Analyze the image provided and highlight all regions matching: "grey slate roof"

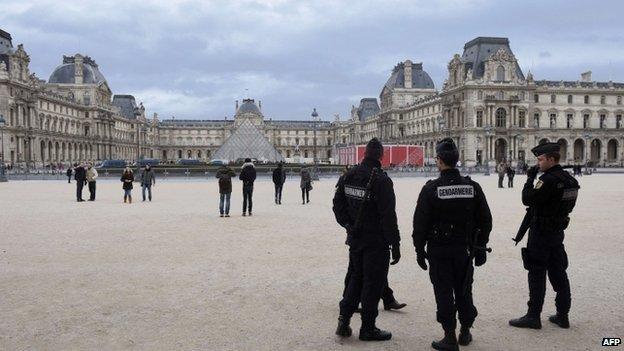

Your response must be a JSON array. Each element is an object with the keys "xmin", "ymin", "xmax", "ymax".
[
  {"xmin": 236, "ymin": 99, "xmax": 262, "ymax": 116},
  {"xmin": 0, "ymin": 29, "xmax": 12, "ymax": 55},
  {"xmin": 534, "ymin": 80, "xmax": 624, "ymax": 89},
  {"xmin": 385, "ymin": 62, "xmax": 435, "ymax": 90},
  {"xmin": 112, "ymin": 95, "xmax": 140, "ymax": 120},
  {"xmin": 159, "ymin": 119, "xmax": 233, "ymax": 127},
  {"xmin": 461, "ymin": 37, "xmax": 525, "ymax": 80},
  {"xmin": 356, "ymin": 98, "xmax": 380, "ymax": 122},
  {"xmin": 48, "ymin": 55, "xmax": 107, "ymax": 84}
]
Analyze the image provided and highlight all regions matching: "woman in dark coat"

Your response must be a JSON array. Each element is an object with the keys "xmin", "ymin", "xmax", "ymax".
[
  {"xmin": 121, "ymin": 167, "xmax": 134, "ymax": 203},
  {"xmin": 300, "ymin": 166, "xmax": 312, "ymax": 204}
]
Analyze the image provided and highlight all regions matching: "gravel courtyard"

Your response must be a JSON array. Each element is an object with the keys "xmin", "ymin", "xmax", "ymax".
[{"xmin": 1, "ymin": 174, "xmax": 623, "ymax": 350}]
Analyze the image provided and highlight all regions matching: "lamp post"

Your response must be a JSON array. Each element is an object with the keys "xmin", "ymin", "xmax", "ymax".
[
  {"xmin": 484, "ymin": 125, "xmax": 492, "ymax": 175},
  {"xmin": 311, "ymin": 108, "xmax": 319, "ymax": 180},
  {"xmin": 0, "ymin": 115, "xmax": 6, "ymax": 182}
]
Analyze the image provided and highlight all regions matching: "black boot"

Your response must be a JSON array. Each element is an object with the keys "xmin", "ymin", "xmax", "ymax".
[
  {"xmin": 432, "ymin": 330, "xmax": 459, "ymax": 351},
  {"xmin": 548, "ymin": 314, "xmax": 570, "ymax": 329},
  {"xmin": 509, "ymin": 314, "xmax": 542, "ymax": 329},
  {"xmin": 335, "ymin": 315, "xmax": 352, "ymax": 337},
  {"xmin": 383, "ymin": 300, "xmax": 407, "ymax": 311},
  {"xmin": 359, "ymin": 327, "xmax": 392, "ymax": 341},
  {"xmin": 458, "ymin": 325, "xmax": 472, "ymax": 346}
]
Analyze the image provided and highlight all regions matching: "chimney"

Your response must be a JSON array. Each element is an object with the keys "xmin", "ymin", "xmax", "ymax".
[
  {"xmin": 259, "ymin": 100, "xmax": 262, "ymax": 110},
  {"xmin": 404, "ymin": 60, "xmax": 413, "ymax": 88},
  {"xmin": 581, "ymin": 71, "xmax": 592, "ymax": 82},
  {"xmin": 74, "ymin": 54, "xmax": 83, "ymax": 84},
  {"xmin": 236, "ymin": 100, "xmax": 239, "ymax": 109}
]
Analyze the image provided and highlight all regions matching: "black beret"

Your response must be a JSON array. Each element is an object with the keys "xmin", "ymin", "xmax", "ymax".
[{"xmin": 531, "ymin": 142, "xmax": 559, "ymax": 157}]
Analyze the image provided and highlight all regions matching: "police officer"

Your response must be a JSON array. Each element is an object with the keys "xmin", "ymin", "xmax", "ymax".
[
  {"xmin": 509, "ymin": 142, "xmax": 580, "ymax": 330},
  {"xmin": 333, "ymin": 137, "xmax": 401, "ymax": 341},
  {"xmin": 413, "ymin": 138, "xmax": 492, "ymax": 350}
]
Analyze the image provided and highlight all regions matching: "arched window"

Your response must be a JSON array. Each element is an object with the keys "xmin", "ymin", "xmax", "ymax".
[
  {"xmin": 496, "ymin": 65, "xmax": 505, "ymax": 81},
  {"xmin": 568, "ymin": 95, "xmax": 573, "ymax": 104},
  {"xmin": 476, "ymin": 110, "xmax": 483, "ymax": 127},
  {"xmin": 518, "ymin": 110, "xmax": 526, "ymax": 128},
  {"xmin": 495, "ymin": 108, "xmax": 507, "ymax": 127}
]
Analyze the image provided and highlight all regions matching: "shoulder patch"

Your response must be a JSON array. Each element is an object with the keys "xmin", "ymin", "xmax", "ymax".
[
  {"xmin": 535, "ymin": 180, "xmax": 544, "ymax": 189},
  {"xmin": 437, "ymin": 185, "xmax": 474, "ymax": 199}
]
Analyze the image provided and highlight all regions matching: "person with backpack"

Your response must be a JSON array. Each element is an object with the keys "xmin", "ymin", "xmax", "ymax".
[{"xmin": 216, "ymin": 164, "xmax": 236, "ymax": 217}]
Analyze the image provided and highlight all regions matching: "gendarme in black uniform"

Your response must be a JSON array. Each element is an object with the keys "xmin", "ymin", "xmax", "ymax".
[
  {"xmin": 510, "ymin": 142, "xmax": 580, "ymax": 330},
  {"xmin": 413, "ymin": 138, "xmax": 492, "ymax": 350},
  {"xmin": 333, "ymin": 138, "xmax": 400, "ymax": 341}
]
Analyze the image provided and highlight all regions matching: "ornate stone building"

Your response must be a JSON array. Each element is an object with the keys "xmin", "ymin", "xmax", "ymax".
[{"xmin": 1, "ymin": 30, "xmax": 622, "ymax": 168}]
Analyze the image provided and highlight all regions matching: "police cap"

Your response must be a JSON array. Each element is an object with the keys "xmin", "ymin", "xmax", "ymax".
[{"xmin": 531, "ymin": 142, "xmax": 560, "ymax": 157}]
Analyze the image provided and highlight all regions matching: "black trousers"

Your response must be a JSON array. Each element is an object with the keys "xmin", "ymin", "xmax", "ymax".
[
  {"xmin": 242, "ymin": 186, "xmax": 253, "ymax": 213},
  {"xmin": 301, "ymin": 188, "xmax": 309, "ymax": 203},
  {"xmin": 523, "ymin": 239, "xmax": 571, "ymax": 317},
  {"xmin": 274, "ymin": 184, "xmax": 283, "ymax": 203},
  {"xmin": 428, "ymin": 248, "xmax": 478, "ymax": 332},
  {"xmin": 343, "ymin": 258, "xmax": 395, "ymax": 306},
  {"xmin": 508, "ymin": 176, "xmax": 514, "ymax": 188},
  {"xmin": 340, "ymin": 246, "xmax": 389, "ymax": 330},
  {"xmin": 76, "ymin": 181, "xmax": 84, "ymax": 200},
  {"xmin": 88, "ymin": 181, "xmax": 96, "ymax": 200},
  {"xmin": 67, "ymin": 176, "xmax": 71, "ymax": 183},
  {"xmin": 498, "ymin": 175, "xmax": 505, "ymax": 188}
]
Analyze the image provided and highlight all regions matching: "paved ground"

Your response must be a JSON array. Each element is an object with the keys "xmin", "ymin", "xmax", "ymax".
[{"xmin": 0, "ymin": 174, "xmax": 623, "ymax": 350}]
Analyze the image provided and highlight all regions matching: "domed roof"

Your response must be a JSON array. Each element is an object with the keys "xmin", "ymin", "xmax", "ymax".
[
  {"xmin": 236, "ymin": 99, "xmax": 262, "ymax": 116},
  {"xmin": 48, "ymin": 55, "xmax": 107, "ymax": 84},
  {"xmin": 385, "ymin": 62, "xmax": 434, "ymax": 90}
]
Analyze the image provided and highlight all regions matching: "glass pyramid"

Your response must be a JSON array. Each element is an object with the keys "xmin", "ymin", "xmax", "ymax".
[{"xmin": 212, "ymin": 118, "xmax": 285, "ymax": 163}]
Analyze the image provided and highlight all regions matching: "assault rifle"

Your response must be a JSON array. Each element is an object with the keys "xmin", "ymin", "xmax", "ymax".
[{"xmin": 462, "ymin": 228, "xmax": 492, "ymax": 296}]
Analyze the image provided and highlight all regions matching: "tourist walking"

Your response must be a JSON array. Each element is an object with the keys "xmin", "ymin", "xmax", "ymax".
[
  {"xmin": 66, "ymin": 166, "xmax": 73, "ymax": 183},
  {"xmin": 74, "ymin": 163, "xmax": 87, "ymax": 202},
  {"xmin": 121, "ymin": 167, "xmax": 134, "ymax": 203},
  {"xmin": 140, "ymin": 164, "xmax": 156, "ymax": 202},
  {"xmin": 86, "ymin": 163, "xmax": 98, "ymax": 201},
  {"xmin": 239, "ymin": 158, "xmax": 256, "ymax": 216},
  {"xmin": 216, "ymin": 164, "xmax": 236, "ymax": 217},
  {"xmin": 300, "ymin": 166, "xmax": 312, "ymax": 204},
  {"xmin": 272, "ymin": 162, "xmax": 286, "ymax": 204},
  {"xmin": 497, "ymin": 161, "xmax": 507, "ymax": 188},
  {"xmin": 507, "ymin": 164, "xmax": 515, "ymax": 188}
]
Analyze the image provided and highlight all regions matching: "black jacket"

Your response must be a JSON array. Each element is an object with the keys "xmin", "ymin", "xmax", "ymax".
[
  {"xmin": 74, "ymin": 166, "xmax": 86, "ymax": 181},
  {"xmin": 333, "ymin": 157, "xmax": 400, "ymax": 248},
  {"xmin": 522, "ymin": 164, "xmax": 579, "ymax": 243},
  {"xmin": 239, "ymin": 162, "xmax": 256, "ymax": 187},
  {"xmin": 121, "ymin": 172, "xmax": 134, "ymax": 190},
  {"xmin": 272, "ymin": 166, "xmax": 286, "ymax": 185},
  {"xmin": 216, "ymin": 166, "xmax": 236, "ymax": 194},
  {"xmin": 412, "ymin": 168, "xmax": 492, "ymax": 254}
]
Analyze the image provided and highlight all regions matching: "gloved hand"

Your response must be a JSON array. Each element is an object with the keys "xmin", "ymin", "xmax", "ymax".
[
  {"xmin": 390, "ymin": 244, "xmax": 401, "ymax": 265},
  {"xmin": 475, "ymin": 250, "xmax": 487, "ymax": 266},
  {"xmin": 527, "ymin": 165, "xmax": 539, "ymax": 180},
  {"xmin": 416, "ymin": 251, "xmax": 428, "ymax": 271}
]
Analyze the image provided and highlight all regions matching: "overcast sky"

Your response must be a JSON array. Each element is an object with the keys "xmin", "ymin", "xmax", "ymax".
[{"xmin": 2, "ymin": 0, "xmax": 623, "ymax": 121}]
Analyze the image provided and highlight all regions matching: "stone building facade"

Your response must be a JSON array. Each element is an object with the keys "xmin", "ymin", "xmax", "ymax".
[{"xmin": 1, "ymin": 30, "xmax": 622, "ymax": 168}]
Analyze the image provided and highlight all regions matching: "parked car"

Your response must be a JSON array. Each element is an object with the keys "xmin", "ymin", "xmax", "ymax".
[
  {"xmin": 95, "ymin": 159, "xmax": 127, "ymax": 168},
  {"xmin": 176, "ymin": 159, "xmax": 205, "ymax": 166},
  {"xmin": 209, "ymin": 159, "xmax": 226, "ymax": 166},
  {"xmin": 133, "ymin": 158, "xmax": 160, "ymax": 167}
]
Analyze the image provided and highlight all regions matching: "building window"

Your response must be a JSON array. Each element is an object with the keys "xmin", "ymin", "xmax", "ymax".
[
  {"xmin": 476, "ymin": 110, "xmax": 483, "ymax": 127},
  {"xmin": 498, "ymin": 91, "xmax": 504, "ymax": 100},
  {"xmin": 583, "ymin": 114, "xmax": 590, "ymax": 128},
  {"xmin": 534, "ymin": 94, "xmax": 539, "ymax": 103},
  {"xmin": 601, "ymin": 95, "xmax": 606, "ymax": 105},
  {"xmin": 600, "ymin": 114, "xmax": 606, "ymax": 128},
  {"xmin": 518, "ymin": 110, "xmax": 526, "ymax": 128},
  {"xmin": 618, "ymin": 96, "xmax": 622, "ymax": 105},
  {"xmin": 478, "ymin": 90, "xmax": 483, "ymax": 99},
  {"xmin": 617, "ymin": 115, "xmax": 622, "ymax": 129},
  {"xmin": 550, "ymin": 113, "xmax": 557, "ymax": 128},
  {"xmin": 567, "ymin": 114, "xmax": 573, "ymax": 129},
  {"xmin": 551, "ymin": 94, "xmax": 556, "ymax": 103},
  {"xmin": 495, "ymin": 108, "xmax": 506, "ymax": 127},
  {"xmin": 496, "ymin": 65, "xmax": 505, "ymax": 81},
  {"xmin": 584, "ymin": 95, "xmax": 589, "ymax": 104},
  {"xmin": 568, "ymin": 95, "xmax": 573, "ymax": 104},
  {"xmin": 534, "ymin": 113, "xmax": 540, "ymax": 128}
]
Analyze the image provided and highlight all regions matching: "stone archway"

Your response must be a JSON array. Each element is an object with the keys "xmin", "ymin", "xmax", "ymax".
[
  {"xmin": 607, "ymin": 139, "xmax": 618, "ymax": 161},
  {"xmin": 573, "ymin": 139, "xmax": 584, "ymax": 162},
  {"xmin": 495, "ymin": 138, "xmax": 507, "ymax": 162},
  {"xmin": 590, "ymin": 139, "xmax": 602, "ymax": 163}
]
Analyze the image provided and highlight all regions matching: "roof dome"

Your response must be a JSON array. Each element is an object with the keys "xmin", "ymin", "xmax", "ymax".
[
  {"xmin": 236, "ymin": 99, "xmax": 262, "ymax": 116},
  {"xmin": 385, "ymin": 62, "xmax": 435, "ymax": 90},
  {"xmin": 48, "ymin": 55, "xmax": 107, "ymax": 84}
]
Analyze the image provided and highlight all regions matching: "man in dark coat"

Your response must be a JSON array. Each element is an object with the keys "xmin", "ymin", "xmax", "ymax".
[
  {"xmin": 66, "ymin": 167, "xmax": 73, "ymax": 183},
  {"xmin": 74, "ymin": 163, "xmax": 87, "ymax": 202},
  {"xmin": 333, "ymin": 138, "xmax": 401, "ymax": 341},
  {"xmin": 239, "ymin": 158, "xmax": 256, "ymax": 216},
  {"xmin": 272, "ymin": 162, "xmax": 286, "ymax": 204},
  {"xmin": 509, "ymin": 142, "xmax": 580, "ymax": 330},
  {"xmin": 413, "ymin": 138, "xmax": 492, "ymax": 350},
  {"xmin": 507, "ymin": 165, "xmax": 516, "ymax": 188},
  {"xmin": 216, "ymin": 164, "xmax": 236, "ymax": 217}
]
